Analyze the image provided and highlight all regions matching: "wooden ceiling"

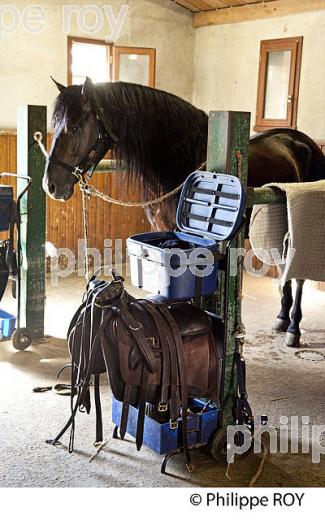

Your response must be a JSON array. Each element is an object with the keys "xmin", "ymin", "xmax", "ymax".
[
  {"xmin": 172, "ymin": 0, "xmax": 325, "ymax": 26},
  {"xmin": 174, "ymin": 0, "xmax": 276, "ymax": 13}
]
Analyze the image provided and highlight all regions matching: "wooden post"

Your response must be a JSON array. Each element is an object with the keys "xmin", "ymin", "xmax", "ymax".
[
  {"xmin": 17, "ymin": 105, "xmax": 46, "ymax": 339},
  {"xmin": 205, "ymin": 111, "xmax": 251, "ymax": 426}
]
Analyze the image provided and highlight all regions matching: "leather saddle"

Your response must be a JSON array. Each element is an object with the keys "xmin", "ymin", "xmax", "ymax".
[{"xmin": 52, "ymin": 273, "xmax": 224, "ymax": 468}]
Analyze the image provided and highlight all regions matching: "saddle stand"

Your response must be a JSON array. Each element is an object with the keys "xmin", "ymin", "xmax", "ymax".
[{"xmin": 49, "ymin": 171, "xmax": 258, "ymax": 474}]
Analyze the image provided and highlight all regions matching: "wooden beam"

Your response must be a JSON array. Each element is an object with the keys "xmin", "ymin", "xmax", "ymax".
[
  {"xmin": 184, "ymin": 0, "xmax": 216, "ymax": 10},
  {"xmin": 174, "ymin": 0, "xmax": 200, "ymax": 12},
  {"xmin": 206, "ymin": 0, "xmax": 246, "ymax": 7},
  {"xmin": 205, "ymin": 111, "xmax": 251, "ymax": 427},
  {"xmin": 194, "ymin": 0, "xmax": 325, "ymax": 26},
  {"xmin": 17, "ymin": 105, "xmax": 46, "ymax": 339}
]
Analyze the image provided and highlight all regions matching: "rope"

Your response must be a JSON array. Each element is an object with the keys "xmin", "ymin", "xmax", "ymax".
[
  {"xmin": 77, "ymin": 159, "xmax": 207, "ymax": 207},
  {"xmin": 81, "ymin": 188, "xmax": 90, "ymax": 280},
  {"xmin": 249, "ymin": 440, "xmax": 268, "ymax": 487},
  {"xmin": 85, "ymin": 181, "xmax": 184, "ymax": 207},
  {"xmin": 34, "ymin": 132, "xmax": 49, "ymax": 159},
  {"xmin": 89, "ymin": 437, "xmax": 110, "ymax": 462}
]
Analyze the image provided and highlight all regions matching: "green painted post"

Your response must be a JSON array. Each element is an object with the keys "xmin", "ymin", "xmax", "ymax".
[
  {"xmin": 17, "ymin": 105, "xmax": 46, "ymax": 339},
  {"xmin": 205, "ymin": 111, "xmax": 250, "ymax": 426}
]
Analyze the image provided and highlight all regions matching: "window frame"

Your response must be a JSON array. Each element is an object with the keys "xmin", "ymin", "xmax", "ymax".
[
  {"xmin": 67, "ymin": 38, "xmax": 156, "ymax": 89},
  {"xmin": 67, "ymin": 36, "xmax": 113, "ymax": 86},
  {"xmin": 113, "ymin": 46, "xmax": 156, "ymax": 87},
  {"xmin": 254, "ymin": 36, "xmax": 303, "ymax": 132}
]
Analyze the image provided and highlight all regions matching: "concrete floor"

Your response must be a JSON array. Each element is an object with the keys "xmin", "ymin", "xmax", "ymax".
[{"xmin": 1, "ymin": 272, "xmax": 325, "ymax": 487}]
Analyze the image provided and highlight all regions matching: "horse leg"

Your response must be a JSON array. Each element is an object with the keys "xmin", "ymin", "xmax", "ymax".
[
  {"xmin": 272, "ymin": 280, "xmax": 293, "ymax": 332},
  {"xmin": 285, "ymin": 279, "xmax": 305, "ymax": 348}
]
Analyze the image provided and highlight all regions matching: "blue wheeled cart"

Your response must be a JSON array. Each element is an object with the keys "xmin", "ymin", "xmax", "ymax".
[
  {"xmin": 112, "ymin": 171, "xmax": 256, "ymax": 473},
  {"xmin": 0, "ymin": 173, "xmax": 33, "ymax": 350}
]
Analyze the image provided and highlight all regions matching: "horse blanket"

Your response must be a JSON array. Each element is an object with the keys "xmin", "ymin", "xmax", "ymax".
[{"xmin": 249, "ymin": 180, "xmax": 325, "ymax": 285}]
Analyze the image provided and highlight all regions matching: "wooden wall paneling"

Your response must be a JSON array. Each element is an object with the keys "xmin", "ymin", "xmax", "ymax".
[
  {"xmin": 65, "ymin": 197, "xmax": 75, "ymax": 252},
  {"xmin": 0, "ymin": 134, "xmax": 7, "ymax": 173},
  {"xmin": 104, "ymin": 169, "xmax": 113, "ymax": 266}
]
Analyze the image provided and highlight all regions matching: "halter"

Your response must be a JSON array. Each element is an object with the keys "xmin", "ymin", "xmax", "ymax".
[{"xmin": 48, "ymin": 100, "xmax": 119, "ymax": 184}]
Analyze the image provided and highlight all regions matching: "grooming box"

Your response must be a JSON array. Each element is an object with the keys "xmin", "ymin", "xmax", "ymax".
[
  {"xmin": 112, "ymin": 397, "xmax": 220, "ymax": 455},
  {"xmin": 127, "ymin": 171, "xmax": 245, "ymax": 300},
  {"xmin": 0, "ymin": 309, "xmax": 16, "ymax": 340}
]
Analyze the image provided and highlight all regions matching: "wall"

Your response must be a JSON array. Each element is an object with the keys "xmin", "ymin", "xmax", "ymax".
[
  {"xmin": 193, "ymin": 10, "xmax": 325, "ymax": 139},
  {"xmin": 0, "ymin": 0, "xmax": 195, "ymax": 129}
]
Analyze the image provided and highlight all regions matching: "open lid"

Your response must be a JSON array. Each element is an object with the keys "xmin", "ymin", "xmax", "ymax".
[{"xmin": 176, "ymin": 171, "xmax": 246, "ymax": 241}]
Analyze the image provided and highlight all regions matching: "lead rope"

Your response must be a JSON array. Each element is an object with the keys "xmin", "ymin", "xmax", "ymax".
[
  {"xmin": 34, "ymin": 132, "xmax": 49, "ymax": 159},
  {"xmin": 81, "ymin": 187, "xmax": 90, "ymax": 280},
  {"xmin": 73, "ymin": 159, "xmax": 206, "ymax": 208}
]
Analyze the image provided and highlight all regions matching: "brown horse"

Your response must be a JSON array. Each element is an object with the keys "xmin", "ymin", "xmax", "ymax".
[{"xmin": 43, "ymin": 77, "xmax": 325, "ymax": 348}]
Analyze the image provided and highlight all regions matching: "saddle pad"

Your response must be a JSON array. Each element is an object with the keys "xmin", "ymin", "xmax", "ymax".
[
  {"xmin": 251, "ymin": 181, "xmax": 325, "ymax": 284},
  {"xmin": 249, "ymin": 202, "xmax": 288, "ymax": 267}
]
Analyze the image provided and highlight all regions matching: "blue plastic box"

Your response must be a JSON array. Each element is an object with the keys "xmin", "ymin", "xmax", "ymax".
[
  {"xmin": 112, "ymin": 397, "xmax": 220, "ymax": 455},
  {"xmin": 0, "ymin": 309, "xmax": 16, "ymax": 340},
  {"xmin": 0, "ymin": 186, "xmax": 14, "ymax": 232},
  {"xmin": 127, "ymin": 172, "xmax": 245, "ymax": 300}
]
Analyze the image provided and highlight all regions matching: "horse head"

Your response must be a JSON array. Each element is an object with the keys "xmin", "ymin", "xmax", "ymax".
[{"xmin": 43, "ymin": 76, "xmax": 113, "ymax": 201}]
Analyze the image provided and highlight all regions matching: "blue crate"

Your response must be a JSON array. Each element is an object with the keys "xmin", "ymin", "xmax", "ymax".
[
  {"xmin": 0, "ymin": 186, "xmax": 14, "ymax": 232},
  {"xmin": 0, "ymin": 309, "xmax": 16, "ymax": 340},
  {"xmin": 127, "ymin": 171, "xmax": 245, "ymax": 300},
  {"xmin": 112, "ymin": 397, "xmax": 220, "ymax": 455}
]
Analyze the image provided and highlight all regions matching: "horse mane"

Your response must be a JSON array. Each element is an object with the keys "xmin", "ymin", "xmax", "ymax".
[
  {"xmin": 52, "ymin": 85, "xmax": 83, "ymax": 133},
  {"xmin": 52, "ymin": 82, "xmax": 208, "ymax": 196}
]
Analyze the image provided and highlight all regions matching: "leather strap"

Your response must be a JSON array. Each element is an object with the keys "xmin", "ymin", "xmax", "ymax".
[
  {"xmin": 117, "ymin": 305, "xmax": 158, "ymax": 374},
  {"xmin": 234, "ymin": 352, "xmax": 253, "ymax": 428},
  {"xmin": 158, "ymin": 305, "xmax": 192, "ymax": 468},
  {"xmin": 94, "ymin": 374, "xmax": 103, "ymax": 444},
  {"xmin": 135, "ymin": 300, "xmax": 170, "ymax": 408},
  {"xmin": 120, "ymin": 385, "xmax": 132, "ymax": 440},
  {"xmin": 136, "ymin": 366, "xmax": 149, "ymax": 451}
]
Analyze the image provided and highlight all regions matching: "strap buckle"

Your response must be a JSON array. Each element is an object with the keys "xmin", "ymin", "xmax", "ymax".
[
  {"xmin": 72, "ymin": 166, "xmax": 84, "ymax": 178},
  {"xmin": 158, "ymin": 402, "xmax": 168, "ymax": 413},
  {"xmin": 186, "ymin": 463, "xmax": 195, "ymax": 473},
  {"xmin": 72, "ymin": 167, "xmax": 90, "ymax": 193},
  {"xmin": 129, "ymin": 322, "xmax": 142, "ymax": 331},
  {"xmin": 169, "ymin": 419, "xmax": 178, "ymax": 430},
  {"xmin": 147, "ymin": 336, "xmax": 157, "ymax": 347}
]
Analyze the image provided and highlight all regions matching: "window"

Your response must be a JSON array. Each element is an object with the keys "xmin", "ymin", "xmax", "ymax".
[
  {"xmin": 68, "ymin": 36, "xmax": 113, "ymax": 85},
  {"xmin": 254, "ymin": 37, "xmax": 303, "ymax": 132},
  {"xmin": 114, "ymin": 47, "xmax": 156, "ymax": 87},
  {"xmin": 68, "ymin": 38, "xmax": 156, "ymax": 88}
]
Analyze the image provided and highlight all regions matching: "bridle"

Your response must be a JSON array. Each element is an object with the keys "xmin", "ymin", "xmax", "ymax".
[{"xmin": 47, "ymin": 101, "xmax": 119, "ymax": 184}]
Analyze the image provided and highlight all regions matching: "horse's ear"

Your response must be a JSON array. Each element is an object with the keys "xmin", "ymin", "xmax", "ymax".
[
  {"xmin": 51, "ymin": 76, "xmax": 66, "ymax": 92},
  {"xmin": 81, "ymin": 76, "xmax": 94, "ymax": 99}
]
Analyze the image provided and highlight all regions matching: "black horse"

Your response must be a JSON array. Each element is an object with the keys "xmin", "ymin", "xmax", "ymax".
[{"xmin": 43, "ymin": 77, "xmax": 325, "ymax": 348}]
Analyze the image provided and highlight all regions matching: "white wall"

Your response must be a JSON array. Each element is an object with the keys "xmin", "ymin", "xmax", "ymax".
[
  {"xmin": 0, "ymin": 0, "xmax": 195, "ymax": 129},
  {"xmin": 193, "ymin": 10, "xmax": 325, "ymax": 140},
  {"xmin": 3, "ymin": 2, "xmax": 325, "ymax": 140}
]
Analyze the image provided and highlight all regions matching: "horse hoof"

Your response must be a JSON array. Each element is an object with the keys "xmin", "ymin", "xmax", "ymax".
[
  {"xmin": 272, "ymin": 318, "xmax": 290, "ymax": 333},
  {"xmin": 285, "ymin": 332, "xmax": 301, "ymax": 348}
]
